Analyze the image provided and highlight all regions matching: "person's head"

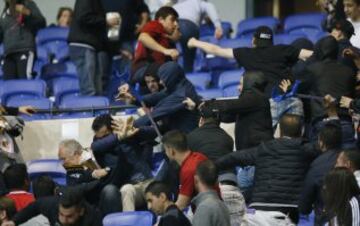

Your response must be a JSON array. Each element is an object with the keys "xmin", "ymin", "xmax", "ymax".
[
  {"xmin": 58, "ymin": 188, "xmax": 86, "ymax": 226},
  {"xmin": 58, "ymin": 139, "xmax": 83, "ymax": 167},
  {"xmin": 241, "ymin": 71, "xmax": 267, "ymax": 93},
  {"xmin": 323, "ymin": 167, "xmax": 360, "ymax": 225},
  {"xmin": 155, "ymin": 6, "xmax": 179, "ymax": 35},
  {"xmin": 344, "ymin": 0, "xmax": 360, "ymax": 21},
  {"xmin": 32, "ymin": 176, "xmax": 56, "ymax": 199},
  {"xmin": 162, "ymin": 130, "xmax": 189, "ymax": 163},
  {"xmin": 0, "ymin": 197, "xmax": 16, "ymax": 224},
  {"xmin": 4, "ymin": 163, "xmax": 29, "ymax": 191},
  {"xmin": 331, "ymin": 19, "xmax": 355, "ymax": 40},
  {"xmin": 194, "ymin": 160, "xmax": 218, "ymax": 192},
  {"xmin": 158, "ymin": 62, "xmax": 185, "ymax": 92},
  {"xmin": 279, "ymin": 114, "xmax": 303, "ymax": 138},
  {"xmin": 318, "ymin": 122, "xmax": 342, "ymax": 152},
  {"xmin": 145, "ymin": 181, "xmax": 172, "ymax": 215},
  {"xmin": 56, "ymin": 7, "xmax": 73, "ymax": 27},
  {"xmin": 92, "ymin": 114, "xmax": 113, "ymax": 139},
  {"xmin": 198, "ymin": 102, "xmax": 220, "ymax": 127},
  {"xmin": 291, "ymin": 38, "xmax": 314, "ymax": 51},
  {"xmin": 252, "ymin": 26, "xmax": 274, "ymax": 48},
  {"xmin": 313, "ymin": 36, "xmax": 339, "ymax": 60},
  {"xmin": 143, "ymin": 63, "xmax": 161, "ymax": 94},
  {"xmin": 336, "ymin": 150, "xmax": 360, "ymax": 172}
]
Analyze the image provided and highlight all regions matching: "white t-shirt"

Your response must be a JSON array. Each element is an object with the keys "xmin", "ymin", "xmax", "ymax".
[{"xmin": 349, "ymin": 19, "xmax": 360, "ymax": 48}]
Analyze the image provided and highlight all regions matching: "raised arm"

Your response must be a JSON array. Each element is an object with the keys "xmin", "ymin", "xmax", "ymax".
[
  {"xmin": 187, "ymin": 37, "xmax": 234, "ymax": 59},
  {"xmin": 138, "ymin": 32, "xmax": 179, "ymax": 60}
]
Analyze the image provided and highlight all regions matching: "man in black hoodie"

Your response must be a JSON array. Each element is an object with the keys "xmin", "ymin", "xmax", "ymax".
[{"xmin": 216, "ymin": 114, "xmax": 318, "ymax": 225}]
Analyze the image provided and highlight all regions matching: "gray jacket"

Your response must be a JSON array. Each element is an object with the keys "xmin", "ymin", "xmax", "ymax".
[
  {"xmin": 192, "ymin": 190, "xmax": 231, "ymax": 226},
  {"xmin": 0, "ymin": 1, "xmax": 46, "ymax": 56}
]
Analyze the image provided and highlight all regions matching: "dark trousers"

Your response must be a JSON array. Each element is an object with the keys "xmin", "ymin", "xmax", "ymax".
[
  {"xmin": 3, "ymin": 51, "xmax": 34, "ymax": 80},
  {"xmin": 179, "ymin": 19, "xmax": 199, "ymax": 73},
  {"xmin": 99, "ymin": 184, "xmax": 122, "ymax": 216}
]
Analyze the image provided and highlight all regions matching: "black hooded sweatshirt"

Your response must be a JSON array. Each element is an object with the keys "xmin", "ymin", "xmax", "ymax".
[{"xmin": 207, "ymin": 71, "xmax": 273, "ymax": 150}]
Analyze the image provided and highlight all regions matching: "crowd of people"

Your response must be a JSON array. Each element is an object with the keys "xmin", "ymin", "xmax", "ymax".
[{"xmin": 0, "ymin": 0, "xmax": 360, "ymax": 226}]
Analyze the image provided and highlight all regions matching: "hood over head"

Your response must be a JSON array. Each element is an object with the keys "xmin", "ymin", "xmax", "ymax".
[
  {"xmin": 157, "ymin": 62, "xmax": 186, "ymax": 91},
  {"xmin": 242, "ymin": 71, "xmax": 268, "ymax": 93},
  {"xmin": 313, "ymin": 36, "xmax": 339, "ymax": 61}
]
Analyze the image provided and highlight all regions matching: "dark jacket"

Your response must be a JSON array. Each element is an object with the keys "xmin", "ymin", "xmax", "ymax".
[
  {"xmin": 301, "ymin": 36, "xmax": 355, "ymax": 121},
  {"xmin": 216, "ymin": 138, "xmax": 318, "ymax": 208},
  {"xmin": 91, "ymin": 135, "xmax": 118, "ymax": 169},
  {"xmin": 12, "ymin": 196, "xmax": 102, "ymax": 226},
  {"xmin": 158, "ymin": 204, "xmax": 191, "ymax": 226},
  {"xmin": 187, "ymin": 121, "xmax": 234, "ymax": 161},
  {"xmin": 208, "ymin": 72, "xmax": 273, "ymax": 149},
  {"xmin": 134, "ymin": 62, "xmax": 201, "ymax": 133},
  {"xmin": 0, "ymin": 0, "xmax": 46, "ymax": 56},
  {"xmin": 68, "ymin": 0, "xmax": 107, "ymax": 50},
  {"xmin": 299, "ymin": 149, "xmax": 340, "ymax": 225}
]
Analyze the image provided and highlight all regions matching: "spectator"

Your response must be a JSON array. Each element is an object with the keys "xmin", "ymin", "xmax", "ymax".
[
  {"xmin": 336, "ymin": 150, "xmax": 360, "ymax": 187},
  {"xmin": 0, "ymin": 0, "xmax": 46, "ymax": 80},
  {"xmin": 192, "ymin": 160, "xmax": 231, "ymax": 226},
  {"xmin": 188, "ymin": 25, "xmax": 313, "ymax": 96},
  {"xmin": 323, "ymin": 167, "xmax": 360, "ymax": 226},
  {"xmin": 173, "ymin": 0, "xmax": 223, "ymax": 72},
  {"xmin": 216, "ymin": 114, "xmax": 318, "ymax": 225},
  {"xmin": 0, "ymin": 197, "xmax": 16, "ymax": 225},
  {"xmin": 205, "ymin": 71, "xmax": 273, "ymax": 150},
  {"xmin": 56, "ymin": 7, "xmax": 73, "ymax": 27},
  {"xmin": 131, "ymin": 6, "xmax": 179, "ymax": 84},
  {"xmin": 299, "ymin": 122, "xmax": 343, "ymax": 225},
  {"xmin": 4, "ymin": 164, "xmax": 34, "ymax": 212},
  {"xmin": 145, "ymin": 181, "xmax": 191, "ymax": 226},
  {"xmin": 32, "ymin": 176, "xmax": 56, "ymax": 199},
  {"xmin": 162, "ymin": 130, "xmax": 208, "ymax": 210},
  {"xmin": 344, "ymin": 0, "xmax": 360, "ymax": 48},
  {"xmin": 3, "ymin": 187, "xmax": 102, "ymax": 226},
  {"xmin": 317, "ymin": 0, "xmax": 346, "ymax": 31},
  {"xmin": 91, "ymin": 114, "xmax": 118, "ymax": 169},
  {"xmin": 68, "ymin": 0, "xmax": 117, "ymax": 96}
]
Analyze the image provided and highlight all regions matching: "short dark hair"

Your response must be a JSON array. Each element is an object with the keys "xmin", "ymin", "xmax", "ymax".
[
  {"xmin": 155, "ymin": 6, "xmax": 179, "ymax": 20},
  {"xmin": 4, "ymin": 164, "xmax": 28, "ymax": 190},
  {"xmin": 279, "ymin": 114, "xmax": 303, "ymax": 138},
  {"xmin": 145, "ymin": 181, "xmax": 172, "ymax": 200},
  {"xmin": 343, "ymin": 150, "xmax": 360, "ymax": 170},
  {"xmin": 92, "ymin": 114, "xmax": 113, "ymax": 132},
  {"xmin": 162, "ymin": 130, "xmax": 188, "ymax": 152},
  {"xmin": 196, "ymin": 160, "xmax": 218, "ymax": 187},
  {"xmin": 0, "ymin": 197, "xmax": 16, "ymax": 219},
  {"xmin": 318, "ymin": 122, "xmax": 342, "ymax": 150},
  {"xmin": 56, "ymin": 7, "xmax": 73, "ymax": 21},
  {"xmin": 59, "ymin": 188, "xmax": 85, "ymax": 209},
  {"xmin": 32, "ymin": 176, "xmax": 56, "ymax": 199}
]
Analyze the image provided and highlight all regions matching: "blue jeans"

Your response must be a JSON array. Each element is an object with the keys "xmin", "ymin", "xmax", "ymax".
[
  {"xmin": 99, "ymin": 184, "xmax": 122, "ymax": 215},
  {"xmin": 179, "ymin": 19, "xmax": 199, "ymax": 73},
  {"xmin": 69, "ymin": 46, "xmax": 104, "ymax": 95}
]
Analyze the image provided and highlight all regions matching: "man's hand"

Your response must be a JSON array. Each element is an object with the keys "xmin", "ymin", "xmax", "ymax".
[
  {"xmin": 92, "ymin": 169, "xmax": 108, "ymax": 179},
  {"xmin": 279, "ymin": 79, "xmax": 291, "ymax": 93},
  {"xmin": 343, "ymin": 48, "xmax": 360, "ymax": 69},
  {"xmin": 324, "ymin": 94, "xmax": 338, "ymax": 117},
  {"xmin": 340, "ymin": 96, "xmax": 353, "ymax": 109},
  {"xmin": 19, "ymin": 106, "xmax": 36, "ymax": 116},
  {"xmin": 107, "ymin": 17, "xmax": 120, "ymax": 27},
  {"xmin": 163, "ymin": 49, "xmax": 179, "ymax": 60},
  {"xmin": 1, "ymin": 221, "xmax": 15, "ymax": 226},
  {"xmin": 167, "ymin": 27, "xmax": 181, "ymax": 42},
  {"xmin": 187, "ymin": 37, "xmax": 198, "ymax": 48},
  {"xmin": 118, "ymin": 83, "xmax": 130, "ymax": 93},
  {"xmin": 112, "ymin": 117, "xmax": 139, "ymax": 140},
  {"xmin": 214, "ymin": 26, "xmax": 223, "ymax": 40},
  {"xmin": 15, "ymin": 4, "xmax": 30, "ymax": 16},
  {"xmin": 183, "ymin": 97, "xmax": 196, "ymax": 111}
]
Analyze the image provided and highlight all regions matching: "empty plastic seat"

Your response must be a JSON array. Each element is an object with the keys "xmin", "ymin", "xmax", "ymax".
[
  {"xmin": 218, "ymin": 69, "xmax": 244, "ymax": 89},
  {"xmin": 186, "ymin": 72, "xmax": 211, "ymax": 90},
  {"xmin": 198, "ymin": 88, "xmax": 223, "ymax": 100},
  {"xmin": 41, "ymin": 61, "xmax": 77, "ymax": 83},
  {"xmin": 103, "ymin": 211, "xmax": 153, "ymax": 226},
  {"xmin": 273, "ymin": 33, "xmax": 307, "ymax": 45},
  {"xmin": 58, "ymin": 96, "xmax": 109, "ymax": 118},
  {"xmin": 2, "ymin": 79, "xmax": 46, "ymax": 104},
  {"xmin": 53, "ymin": 78, "xmax": 80, "ymax": 105},
  {"xmin": 36, "ymin": 46, "xmax": 49, "ymax": 63},
  {"xmin": 236, "ymin": 17, "xmax": 280, "ymax": 38},
  {"xmin": 36, "ymin": 27, "xmax": 69, "ymax": 45},
  {"xmin": 223, "ymin": 84, "xmax": 240, "ymax": 97},
  {"xmin": 284, "ymin": 13, "xmax": 326, "ymax": 37},
  {"xmin": 6, "ymin": 97, "xmax": 52, "ymax": 120},
  {"xmin": 27, "ymin": 159, "xmax": 66, "ymax": 185},
  {"xmin": 41, "ymin": 41, "xmax": 69, "ymax": 63},
  {"xmin": 200, "ymin": 21, "xmax": 233, "ymax": 38}
]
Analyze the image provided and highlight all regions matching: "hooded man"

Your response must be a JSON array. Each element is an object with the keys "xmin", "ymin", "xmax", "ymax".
[{"xmin": 134, "ymin": 62, "xmax": 201, "ymax": 133}]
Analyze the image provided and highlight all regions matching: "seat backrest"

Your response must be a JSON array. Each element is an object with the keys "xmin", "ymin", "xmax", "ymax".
[
  {"xmin": 36, "ymin": 27, "xmax": 69, "ymax": 45},
  {"xmin": 200, "ymin": 21, "xmax": 233, "ymax": 38},
  {"xmin": 103, "ymin": 211, "xmax": 153, "ymax": 226},
  {"xmin": 42, "ymin": 61, "xmax": 77, "ymax": 81},
  {"xmin": 2, "ymin": 80, "xmax": 46, "ymax": 103},
  {"xmin": 273, "ymin": 33, "xmax": 307, "ymax": 45},
  {"xmin": 236, "ymin": 17, "xmax": 280, "ymax": 38},
  {"xmin": 218, "ymin": 69, "xmax": 244, "ymax": 89},
  {"xmin": 60, "ymin": 96, "xmax": 109, "ymax": 109},
  {"xmin": 27, "ymin": 159, "xmax": 66, "ymax": 179},
  {"xmin": 186, "ymin": 72, "xmax": 211, "ymax": 90},
  {"xmin": 284, "ymin": 13, "xmax": 326, "ymax": 34},
  {"xmin": 223, "ymin": 84, "xmax": 240, "ymax": 97},
  {"xmin": 198, "ymin": 89, "xmax": 223, "ymax": 100},
  {"xmin": 53, "ymin": 78, "xmax": 80, "ymax": 103},
  {"xmin": 219, "ymin": 37, "xmax": 252, "ymax": 48}
]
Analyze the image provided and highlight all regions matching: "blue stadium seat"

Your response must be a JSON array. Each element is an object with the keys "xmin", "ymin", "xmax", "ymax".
[
  {"xmin": 284, "ymin": 13, "xmax": 326, "ymax": 38},
  {"xmin": 218, "ymin": 69, "xmax": 245, "ymax": 89},
  {"xmin": 298, "ymin": 213, "xmax": 315, "ymax": 226},
  {"xmin": 0, "ymin": 44, "xmax": 3, "ymax": 57},
  {"xmin": 53, "ymin": 78, "xmax": 80, "ymax": 105},
  {"xmin": 198, "ymin": 88, "xmax": 223, "ymax": 100},
  {"xmin": 103, "ymin": 211, "xmax": 153, "ymax": 226},
  {"xmin": 27, "ymin": 159, "xmax": 67, "ymax": 186},
  {"xmin": 273, "ymin": 33, "xmax": 307, "ymax": 45},
  {"xmin": 236, "ymin": 17, "xmax": 280, "ymax": 38},
  {"xmin": 186, "ymin": 72, "xmax": 211, "ymax": 90},
  {"xmin": 36, "ymin": 27, "xmax": 69, "ymax": 45},
  {"xmin": 223, "ymin": 84, "xmax": 240, "ymax": 97},
  {"xmin": 2, "ymin": 79, "xmax": 46, "ymax": 104},
  {"xmin": 36, "ymin": 46, "xmax": 49, "ymax": 63},
  {"xmin": 199, "ymin": 21, "xmax": 233, "ymax": 38},
  {"xmin": 6, "ymin": 97, "xmax": 52, "ymax": 120},
  {"xmin": 41, "ymin": 41, "xmax": 69, "ymax": 63},
  {"xmin": 58, "ymin": 96, "xmax": 109, "ymax": 118},
  {"xmin": 41, "ymin": 61, "xmax": 78, "ymax": 88}
]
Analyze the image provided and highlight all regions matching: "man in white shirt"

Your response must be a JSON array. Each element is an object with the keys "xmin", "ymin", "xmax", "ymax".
[
  {"xmin": 335, "ymin": 150, "xmax": 360, "ymax": 187},
  {"xmin": 344, "ymin": 0, "xmax": 360, "ymax": 47}
]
